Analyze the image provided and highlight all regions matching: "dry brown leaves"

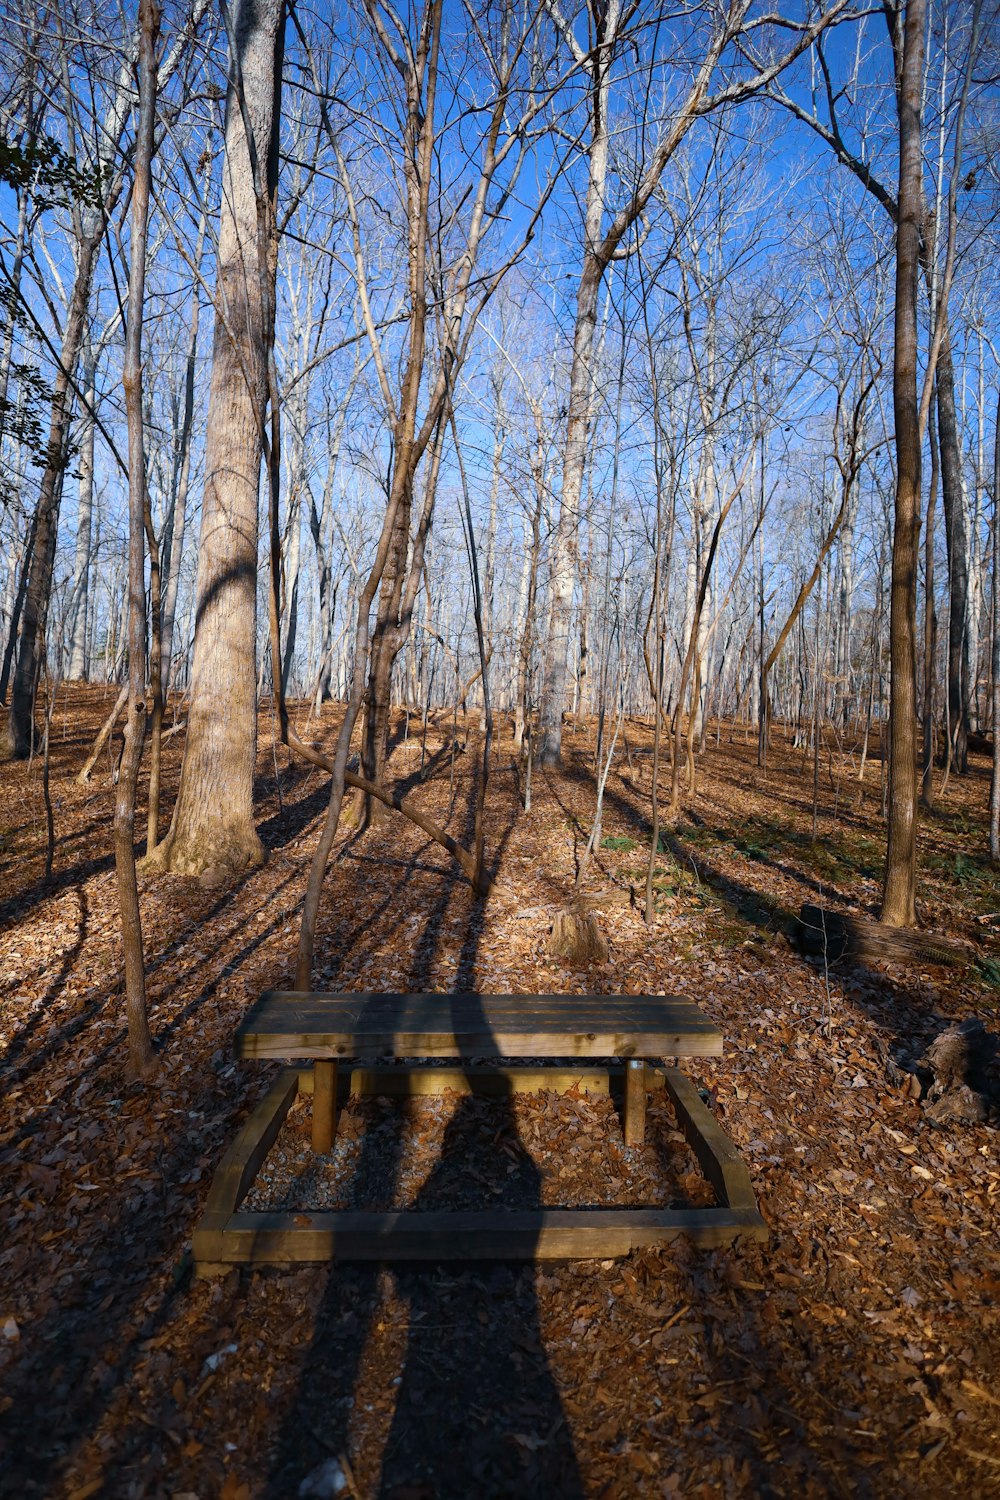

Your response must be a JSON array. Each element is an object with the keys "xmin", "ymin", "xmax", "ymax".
[{"xmin": 0, "ymin": 688, "xmax": 998, "ymax": 1498}]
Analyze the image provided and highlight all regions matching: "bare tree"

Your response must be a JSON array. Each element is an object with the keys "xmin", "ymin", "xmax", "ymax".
[
  {"xmin": 537, "ymin": 0, "xmax": 851, "ymax": 766},
  {"xmin": 116, "ymin": 0, "xmax": 159, "ymax": 1078},
  {"xmin": 145, "ymin": 0, "xmax": 285, "ymax": 879},
  {"xmin": 0, "ymin": 1, "xmax": 209, "ymax": 760},
  {"xmin": 881, "ymin": 0, "xmax": 925, "ymax": 927}
]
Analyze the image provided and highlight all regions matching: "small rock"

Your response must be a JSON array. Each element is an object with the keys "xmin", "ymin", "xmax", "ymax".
[
  {"xmin": 298, "ymin": 1458, "xmax": 348, "ymax": 1498},
  {"xmin": 3, "ymin": 1318, "xmax": 19, "ymax": 1341},
  {"xmin": 200, "ymin": 1341, "xmax": 238, "ymax": 1376}
]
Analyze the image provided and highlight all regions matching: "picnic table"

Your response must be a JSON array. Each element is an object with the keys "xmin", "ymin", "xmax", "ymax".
[{"xmin": 193, "ymin": 991, "xmax": 765, "ymax": 1271}]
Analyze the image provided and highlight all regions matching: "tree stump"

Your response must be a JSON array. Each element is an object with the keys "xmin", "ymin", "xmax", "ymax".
[
  {"xmin": 923, "ymin": 1017, "xmax": 997, "ymax": 1124},
  {"xmin": 548, "ymin": 906, "xmax": 609, "ymax": 966}
]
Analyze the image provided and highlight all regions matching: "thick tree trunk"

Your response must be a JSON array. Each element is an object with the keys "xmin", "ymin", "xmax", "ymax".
[
  {"xmin": 147, "ymin": 0, "xmax": 284, "ymax": 878},
  {"xmin": 159, "ymin": 188, "xmax": 208, "ymax": 698},
  {"xmin": 881, "ymin": 0, "xmax": 924, "ymax": 928}
]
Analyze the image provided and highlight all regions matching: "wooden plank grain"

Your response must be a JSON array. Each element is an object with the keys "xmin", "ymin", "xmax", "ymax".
[
  {"xmin": 295, "ymin": 1064, "xmax": 673, "ymax": 1099},
  {"xmin": 212, "ymin": 1205, "xmax": 768, "ymax": 1262},
  {"xmin": 662, "ymin": 1068, "xmax": 758, "ymax": 1210},
  {"xmin": 312, "ymin": 1059, "xmax": 337, "ymax": 1153},
  {"xmin": 241, "ymin": 992, "xmax": 714, "ymax": 1026},
  {"xmin": 201, "ymin": 1068, "xmax": 299, "ymax": 1218},
  {"xmin": 235, "ymin": 991, "xmax": 722, "ymax": 1062},
  {"xmin": 239, "ymin": 1028, "xmax": 723, "ymax": 1060},
  {"xmin": 623, "ymin": 1060, "xmax": 647, "ymax": 1146}
]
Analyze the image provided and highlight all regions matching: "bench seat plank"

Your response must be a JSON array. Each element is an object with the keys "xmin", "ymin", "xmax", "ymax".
[{"xmin": 235, "ymin": 991, "xmax": 723, "ymax": 1061}]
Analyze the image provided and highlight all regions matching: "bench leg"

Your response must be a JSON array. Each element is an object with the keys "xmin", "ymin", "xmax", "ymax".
[
  {"xmin": 623, "ymin": 1060, "xmax": 647, "ymax": 1147},
  {"xmin": 312, "ymin": 1060, "xmax": 338, "ymax": 1153}
]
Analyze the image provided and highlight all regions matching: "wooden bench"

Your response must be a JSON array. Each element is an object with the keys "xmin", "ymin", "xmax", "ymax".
[{"xmin": 193, "ymin": 991, "xmax": 765, "ymax": 1270}]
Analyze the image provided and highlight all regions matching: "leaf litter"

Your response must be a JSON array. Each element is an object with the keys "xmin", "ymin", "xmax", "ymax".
[{"xmin": 0, "ymin": 686, "xmax": 998, "ymax": 1497}]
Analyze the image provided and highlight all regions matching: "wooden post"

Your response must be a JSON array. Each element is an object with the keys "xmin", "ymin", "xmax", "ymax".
[
  {"xmin": 312, "ymin": 1060, "xmax": 337, "ymax": 1153},
  {"xmin": 623, "ymin": 1059, "xmax": 646, "ymax": 1147}
]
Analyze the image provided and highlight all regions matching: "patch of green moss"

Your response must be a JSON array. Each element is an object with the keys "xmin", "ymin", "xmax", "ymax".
[{"xmin": 601, "ymin": 834, "xmax": 637, "ymax": 853}]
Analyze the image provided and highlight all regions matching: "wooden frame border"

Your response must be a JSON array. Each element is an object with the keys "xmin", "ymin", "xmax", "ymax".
[{"xmin": 193, "ymin": 1064, "xmax": 765, "ymax": 1271}]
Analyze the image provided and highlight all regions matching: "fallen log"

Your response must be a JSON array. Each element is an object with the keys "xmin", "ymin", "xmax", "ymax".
[
  {"xmin": 77, "ymin": 684, "xmax": 128, "ymax": 783},
  {"xmin": 794, "ymin": 902, "xmax": 976, "ymax": 968}
]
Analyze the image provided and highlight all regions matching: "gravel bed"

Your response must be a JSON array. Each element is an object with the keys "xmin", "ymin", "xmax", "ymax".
[{"xmin": 242, "ymin": 1086, "xmax": 717, "ymax": 1213}]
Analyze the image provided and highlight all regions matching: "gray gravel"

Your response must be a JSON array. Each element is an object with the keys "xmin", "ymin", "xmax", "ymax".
[{"xmin": 242, "ymin": 1088, "xmax": 715, "ymax": 1213}]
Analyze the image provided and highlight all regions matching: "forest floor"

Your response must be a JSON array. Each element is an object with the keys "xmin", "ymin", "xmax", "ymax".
[{"xmin": 1, "ymin": 685, "xmax": 999, "ymax": 1500}]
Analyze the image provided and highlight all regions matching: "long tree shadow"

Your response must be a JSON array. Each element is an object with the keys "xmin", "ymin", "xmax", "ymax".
[
  {"xmin": 654, "ymin": 823, "xmax": 957, "ymax": 1078},
  {"xmin": 375, "ymin": 1045, "xmax": 582, "ymax": 1499},
  {"xmin": 0, "ymin": 762, "xmax": 492, "ymax": 1491},
  {"xmin": 539, "ymin": 751, "xmax": 958, "ymax": 1086},
  {"xmin": 0, "ymin": 884, "xmax": 91, "ymax": 1073},
  {"xmin": 0, "ymin": 846, "xmax": 115, "ymax": 931},
  {"xmin": 266, "ymin": 768, "xmax": 580, "ymax": 1497}
]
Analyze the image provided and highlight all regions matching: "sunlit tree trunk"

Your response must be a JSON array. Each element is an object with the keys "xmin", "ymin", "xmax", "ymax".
[
  {"xmin": 66, "ymin": 337, "xmax": 97, "ymax": 681},
  {"xmin": 147, "ymin": 0, "xmax": 284, "ymax": 878},
  {"xmin": 989, "ymin": 387, "xmax": 1000, "ymax": 861},
  {"xmin": 881, "ymin": 0, "xmax": 925, "ymax": 927},
  {"xmin": 116, "ymin": 0, "xmax": 158, "ymax": 1079}
]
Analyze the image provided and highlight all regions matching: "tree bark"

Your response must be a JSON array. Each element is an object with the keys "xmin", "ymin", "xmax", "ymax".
[
  {"xmin": 990, "ymin": 385, "xmax": 1000, "ymax": 861},
  {"xmin": 881, "ymin": 0, "xmax": 925, "ymax": 928},
  {"xmin": 66, "ymin": 337, "xmax": 98, "ymax": 681},
  {"xmin": 921, "ymin": 402, "xmax": 939, "ymax": 806},
  {"xmin": 146, "ymin": 0, "xmax": 284, "ymax": 878},
  {"xmin": 159, "ymin": 178, "xmax": 210, "ymax": 699},
  {"xmin": 116, "ymin": 0, "xmax": 159, "ymax": 1079},
  {"xmin": 936, "ymin": 325, "xmax": 970, "ymax": 772}
]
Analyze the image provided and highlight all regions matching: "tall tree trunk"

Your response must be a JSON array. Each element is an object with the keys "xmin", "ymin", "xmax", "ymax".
[
  {"xmin": 147, "ymin": 0, "xmax": 285, "ymax": 878},
  {"xmin": 989, "ymin": 386, "xmax": 1000, "ymax": 861},
  {"xmin": 116, "ymin": 0, "xmax": 159, "ymax": 1079},
  {"xmin": 66, "ymin": 337, "xmax": 98, "ymax": 680},
  {"xmin": 936, "ymin": 326, "xmax": 970, "ymax": 773},
  {"xmin": 160, "ymin": 183, "xmax": 209, "ymax": 698},
  {"xmin": 539, "ymin": 255, "xmax": 601, "ymax": 765},
  {"xmin": 881, "ymin": 0, "xmax": 925, "ymax": 928},
  {"xmin": 921, "ymin": 404, "xmax": 939, "ymax": 806}
]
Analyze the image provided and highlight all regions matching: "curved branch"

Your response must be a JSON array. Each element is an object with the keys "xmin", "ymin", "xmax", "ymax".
[{"xmin": 284, "ymin": 725, "xmax": 481, "ymax": 888}]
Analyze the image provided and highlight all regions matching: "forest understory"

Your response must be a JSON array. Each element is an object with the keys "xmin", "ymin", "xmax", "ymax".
[{"xmin": 1, "ymin": 685, "xmax": 999, "ymax": 1500}]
